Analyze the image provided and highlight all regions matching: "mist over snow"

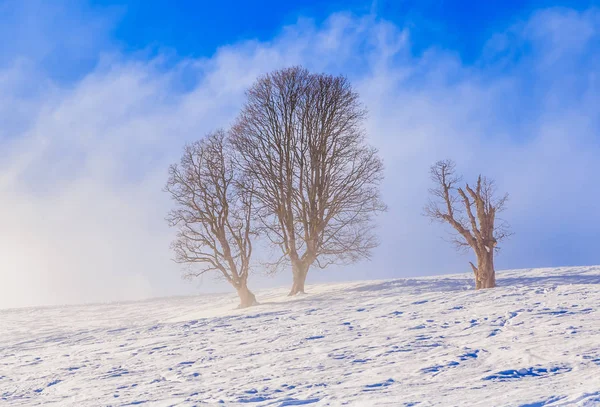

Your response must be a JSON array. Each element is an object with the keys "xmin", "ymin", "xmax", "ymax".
[{"xmin": 0, "ymin": 1, "xmax": 599, "ymax": 308}]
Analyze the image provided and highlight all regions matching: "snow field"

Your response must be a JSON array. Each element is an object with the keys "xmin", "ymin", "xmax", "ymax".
[{"xmin": 1, "ymin": 266, "xmax": 599, "ymax": 406}]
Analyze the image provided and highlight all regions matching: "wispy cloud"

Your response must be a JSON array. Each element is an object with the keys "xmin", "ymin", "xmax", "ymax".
[{"xmin": 0, "ymin": 3, "xmax": 598, "ymax": 308}]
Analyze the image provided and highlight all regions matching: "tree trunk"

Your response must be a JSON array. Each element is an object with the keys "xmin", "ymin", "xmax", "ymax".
[
  {"xmin": 470, "ymin": 250, "xmax": 496, "ymax": 290},
  {"xmin": 288, "ymin": 262, "xmax": 309, "ymax": 296},
  {"xmin": 236, "ymin": 281, "xmax": 257, "ymax": 308},
  {"xmin": 480, "ymin": 267, "xmax": 496, "ymax": 289}
]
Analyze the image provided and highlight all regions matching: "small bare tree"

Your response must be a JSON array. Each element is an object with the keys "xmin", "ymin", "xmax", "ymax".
[
  {"xmin": 165, "ymin": 130, "xmax": 258, "ymax": 308},
  {"xmin": 424, "ymin": 160, "xmax": 511, "ymax": 289},
  {"xmin": 231, "ymin": 66, "xmax": 386, "ymax": 296}
]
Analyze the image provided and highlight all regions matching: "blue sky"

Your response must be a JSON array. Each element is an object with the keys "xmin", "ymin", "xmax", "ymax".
[
  {"xmin": 6, "ymin": 0, "xmax": 598, "ymax": 81},
  {"xmin": 100, "ymin": 0, "xmax": 597, "ymax": 60},
  {"xmin": 0, "ymin": 0, "xmax": 599, "ymax": 308}
]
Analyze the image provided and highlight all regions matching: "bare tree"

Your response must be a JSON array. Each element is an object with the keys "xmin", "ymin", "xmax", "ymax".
[
  {"xmin": 165, "ymin": 130, "xmax": 258, "ymax": 308},
  {"xmin": 424, "ymin": 160, "xmax": 511, "ymax": 289},
  {"xmin": 231, "ymin": 66, "xmax": 386, "ymax": 296}
]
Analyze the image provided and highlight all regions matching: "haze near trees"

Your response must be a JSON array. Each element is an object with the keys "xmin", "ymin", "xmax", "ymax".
[
  {"xmin": 165, "ymin": 130, "xmax": 258, "ymax": 308},
  {"xmin": 424, "ymin": 160, "xmax": 511, "ymax": 289},
  {"xmin": 165, "ymin": 68, "xmax": 514, "ymax": 305},
  {"xmin": 231, "ymin": 67, "xmax": 386, "ymax": 295}
]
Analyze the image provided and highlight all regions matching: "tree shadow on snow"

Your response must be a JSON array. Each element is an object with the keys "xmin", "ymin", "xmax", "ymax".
[
  {"xmin": 348, "ymin": 272, "xmax": 600, "ymax": 295},
  {"xmin": 348, "ymin": 278, "xmax": 475, "ymax": 295},
  {"xmin": 499, "ymin": 274, "xmax": 600, "ymax": 287}
]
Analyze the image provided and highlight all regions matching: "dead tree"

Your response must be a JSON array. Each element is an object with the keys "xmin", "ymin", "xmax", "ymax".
[
  {"xmin": 231, "ymin": 66, "xmax": 386, "ymax": 296},
  {"xmin": 424, "ymin": 160, "xmax": 511, "ymax": 289},
  {"xmin": 165, "ymin": 130, "xmax": 258, "ymax": 308}
]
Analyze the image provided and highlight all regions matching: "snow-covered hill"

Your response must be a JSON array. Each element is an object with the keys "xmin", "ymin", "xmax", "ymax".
[{"xmin": 1, "ymin": 266, "xmax": 599, "ymax": 406}]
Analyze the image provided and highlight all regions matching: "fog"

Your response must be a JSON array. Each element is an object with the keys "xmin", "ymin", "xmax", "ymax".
[{"xmin": 0, "ymin": 2, "xmax": 599, "ymax": 308}]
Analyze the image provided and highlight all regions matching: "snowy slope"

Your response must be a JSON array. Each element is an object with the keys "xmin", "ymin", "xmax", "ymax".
[{"xmin": 1, "ymin": 266, "xmax": 599, "ymax": 406}]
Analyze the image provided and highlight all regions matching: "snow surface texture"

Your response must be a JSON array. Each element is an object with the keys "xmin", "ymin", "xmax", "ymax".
[{"xmin": 1, "ymin": 266, "xmax": 599, "ymax": 406}]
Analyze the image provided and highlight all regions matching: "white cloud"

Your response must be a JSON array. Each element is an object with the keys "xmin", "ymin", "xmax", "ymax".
[{"xmin": 0, "ymin": 5, "xmax": 599, "ymax": 308}]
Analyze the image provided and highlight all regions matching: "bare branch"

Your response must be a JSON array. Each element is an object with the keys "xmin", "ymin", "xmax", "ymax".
[
  {"xmin": 165, "ymin": 130, "xmax": 258, "ymax": 307},
  {"xmin": 230, "ymin": 66, "xmax": 386, "ymax": 294},
  {"xmin": 424, "ymin": 160, "xmax": 512, "ymax": 290}
]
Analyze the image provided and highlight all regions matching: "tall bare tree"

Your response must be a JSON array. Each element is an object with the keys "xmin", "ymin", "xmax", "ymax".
[
  {"xmin": 231, "ymin": 66, "xmax": 386, "ymax": 296},
  {"xmin": 165, "ymin": 130, "xmax": 258, "ymax": 308},
  {"xmin": 424, "ymin": 160, "xmax": 511, "ymax": 289}
]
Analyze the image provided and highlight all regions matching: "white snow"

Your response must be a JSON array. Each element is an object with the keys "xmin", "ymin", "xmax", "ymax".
[{"xmin": 1, "ymin": 266, "xmax": 599, "ymax": 406}]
